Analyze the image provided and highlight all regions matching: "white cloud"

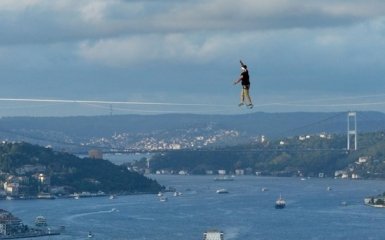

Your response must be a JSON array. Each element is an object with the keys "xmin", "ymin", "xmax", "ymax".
[
  {"xmin": 2, "ymin": 0, "xmax": 385, "ymax": 47},
  {"xmin": 77, "ymin": 33, "xmax": 246, "ymax": 66},
  {"xmin": 79, "ymin": 1, "xmax": 109, "ymax": 22}
]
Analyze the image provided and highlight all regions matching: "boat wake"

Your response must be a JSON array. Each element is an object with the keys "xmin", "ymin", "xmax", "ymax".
[
  {"xmin": 63, "ymin": 208, "xmax": 118, "ymax": 222},
  {"xmin": 223, "ymin": 227, "xmax": 240, "ymax": 239}
]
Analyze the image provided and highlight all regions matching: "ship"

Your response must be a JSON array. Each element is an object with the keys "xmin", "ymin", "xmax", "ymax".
[
  {"xmin": 35, "ymin": 216, "xmax": 47, "ymax": 227},
  {"xmin": 364, "ymin": 196, "xmax": 385, "ymax": 208},
  {"xmin": 214, "ymin": 176, "xmax": 234, "ymax": 181},
  {"xmin": 203, "ymin": 229, "xmax": 224, "ymax": 240},
  {"xmin": 216, "ymin": 189, "xmax": 229, "ymax": 194},
  {"xmin": 275, "ymin": 195, "xmax": 286, "ymax": 209}
]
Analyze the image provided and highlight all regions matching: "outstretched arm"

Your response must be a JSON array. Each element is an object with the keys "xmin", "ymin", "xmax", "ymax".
[
  {"xmin": 234, "ymin": 76, "xmax": 242, "ymax": 85},
  {"xmin": 240, "ymin": 60, "xmax": 246, "ymax": 67}
]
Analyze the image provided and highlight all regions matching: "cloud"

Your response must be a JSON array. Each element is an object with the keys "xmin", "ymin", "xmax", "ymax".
[
  {"xmin": 77, "ymin": 33, "xmax": 245, "ymax": 66},
  {"xmin": 1, "ymin": 0, "xmax": 385, "ymax": 107},
  {"xmin": 1, "ymin": 0, "xmax": 385, "ymax": 46}
]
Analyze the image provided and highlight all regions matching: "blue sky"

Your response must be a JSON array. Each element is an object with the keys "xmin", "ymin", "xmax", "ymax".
[{"xmin": 0, "ymin": 0, "xmax": 385, "ymax": 116}]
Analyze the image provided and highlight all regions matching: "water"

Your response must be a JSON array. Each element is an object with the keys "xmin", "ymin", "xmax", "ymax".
[{"xmin": 1, "ymin": 175, "xmax": 385, "ymax": 240}]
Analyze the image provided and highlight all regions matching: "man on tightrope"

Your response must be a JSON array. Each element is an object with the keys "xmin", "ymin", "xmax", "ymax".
[{"xmin": 234, "ymin": 60, "xmax": 253, "ymax": 109}]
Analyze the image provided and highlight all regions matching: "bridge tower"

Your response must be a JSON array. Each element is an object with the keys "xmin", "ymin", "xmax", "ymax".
[{"xmin": 347, "ymin": 112, "xmax": 357, "ymax": 151}]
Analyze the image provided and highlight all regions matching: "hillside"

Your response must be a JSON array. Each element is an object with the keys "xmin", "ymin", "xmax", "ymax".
[
  {"xmin": 0, "ymin": 111, "xmax": 385, "ymax": 153},
  {"xmin": 0, "ymin": 142, "xmax": 162, "ymax": 197},
  {"xmin": 143, "ymin": 131, "xmax": 385, "ymax": 179}
]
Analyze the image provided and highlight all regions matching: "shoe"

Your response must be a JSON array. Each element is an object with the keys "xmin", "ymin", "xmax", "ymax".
[
  {"xmin": 238, "ymin": 103, "xmax": 244, "ymax": 107},
  {"xmin": 247, "ymin": 104, "xmax": 253, "ymax": 109}
]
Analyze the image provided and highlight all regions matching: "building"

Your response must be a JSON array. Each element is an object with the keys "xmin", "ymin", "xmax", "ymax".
[
  {"xmin": 88, "ymin": 149, "xmax": 103, "ymax": 159},
  {"xmin": 0, "ymin": 209, "xmax": 24, "ymax": 236},
  {"xmin": 3, "ymin": 177, "xmax": 20, "ymax": 196}
]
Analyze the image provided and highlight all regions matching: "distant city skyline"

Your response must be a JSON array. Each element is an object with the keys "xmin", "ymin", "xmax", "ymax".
[{"xmin": 0, "ymin": 0, "xmax": 385, "ymax": 116}]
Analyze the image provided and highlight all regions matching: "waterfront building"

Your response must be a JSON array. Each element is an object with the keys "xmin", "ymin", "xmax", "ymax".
[
  {"xmin": 0, "ymin": 209, "xmax": 24, "ymax": 236},
  {"xmin": 0, "ymin": 209, "xmax": 62, "ymax": 238}
]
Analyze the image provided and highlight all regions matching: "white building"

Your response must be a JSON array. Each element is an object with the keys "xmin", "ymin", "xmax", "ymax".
[{"xmin": 351, "ymin": 173, "xmax": 361, "ymax": 179}]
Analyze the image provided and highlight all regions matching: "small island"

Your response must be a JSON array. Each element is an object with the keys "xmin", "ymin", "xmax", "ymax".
[{"xmin": 0, "ymin": 142, "xmax": 162, "ymax": 200}]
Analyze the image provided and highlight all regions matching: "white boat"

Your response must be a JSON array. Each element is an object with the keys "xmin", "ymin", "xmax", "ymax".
[
  {"xmin": 88, "ymin": 231, "xmax": 94, "ymax": 238},
  {"xmin": 35, "ymin": 216, "xmax": 48, "ymax": 227},
  {"xmin": 261, "ymin": 187, "xmax": 268, "ymax": 192},
  {"xmin": 275, "ymin": 195, "xmax": 286, "ymax": 209},
  {"xmin": 214, "ymin": 176, "xmax": 234, "ymax": 181},
  {"xmin": 173, "ymin": 191, "xmax": 182, "ymax": 197},
  {"xmin": 203, "ymin": 229, "xmax": 224, "ymax": 240},
  {"xmin": 364, "ymin": 197, "xmax": 385, "ymax": 208},
  {"xmin": 37, "ymin": 193, "xmax": 56, "ymax": 199},
  {"xmin": 159, "ymin": 196, "xmax": 168, "ymax": 202},
  {"xmin": 216, "ymin": 189, "xmax": 229, "ymax": 194}
]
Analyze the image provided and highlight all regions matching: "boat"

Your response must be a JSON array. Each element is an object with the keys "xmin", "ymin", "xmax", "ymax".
[
  {"xmin": 203, "ymin": 229, "xmax": 224, "ymax": 240},
  {"xmin": 216, "ymin": 189, "xmax": 229, "ymax": 194},
  {"xmin": 173, "ymin": 191, "xmax": 183, "ymax": 197},
  {"xmin": 275, "ymin": 195, "xmax": 286, "ymax": 209},
  {"xmin": 364, "ymin": 196, "xmax": 385, "ymax": 208},
  {"xmin": 214, "ymin": 176, "xmax": 234, "ymax": 181},
  {"xmin": 159, "ymin": 196, "xmax": 168, "ymax": 202},
  {"xmin": 5, "ymin": 196, "xmax": 14, "ymax": 200},
  {"xmin": 35, "ymin": 216, "xmax": 48, "ymax": 227},
  {"xmin": 37, "ymin": 193, "xmax": 56, "ymax": 199},
  {"xmin": 88, "ymin": 231, "xmax": 94, "ymax": 238},
  {"xmin": 109, "ymin": 195, "xmax": 117, "ymax": 200},
  {"xmin": 261, "ymin": 187, "xmax": 268, "ymax": 192}
]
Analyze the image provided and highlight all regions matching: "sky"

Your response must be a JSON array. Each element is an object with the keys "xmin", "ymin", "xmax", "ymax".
[{"xmin": 1, "ymin": 0, "xmax": 385, "ymax": 116}]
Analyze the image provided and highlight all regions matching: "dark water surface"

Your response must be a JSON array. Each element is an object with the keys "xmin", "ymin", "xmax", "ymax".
[{"xmin": 2, "ymin": 175, "xmax": 385, "ymax": 239}]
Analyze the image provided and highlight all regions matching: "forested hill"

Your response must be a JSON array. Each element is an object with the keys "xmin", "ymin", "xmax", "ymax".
[
  {"xmin": 146, "ymin": 131, "xmax": 385, "ymax": 179},
  {"xmin": 0, "ymin": 142, "xmax": 161, "ymax": 194}
]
